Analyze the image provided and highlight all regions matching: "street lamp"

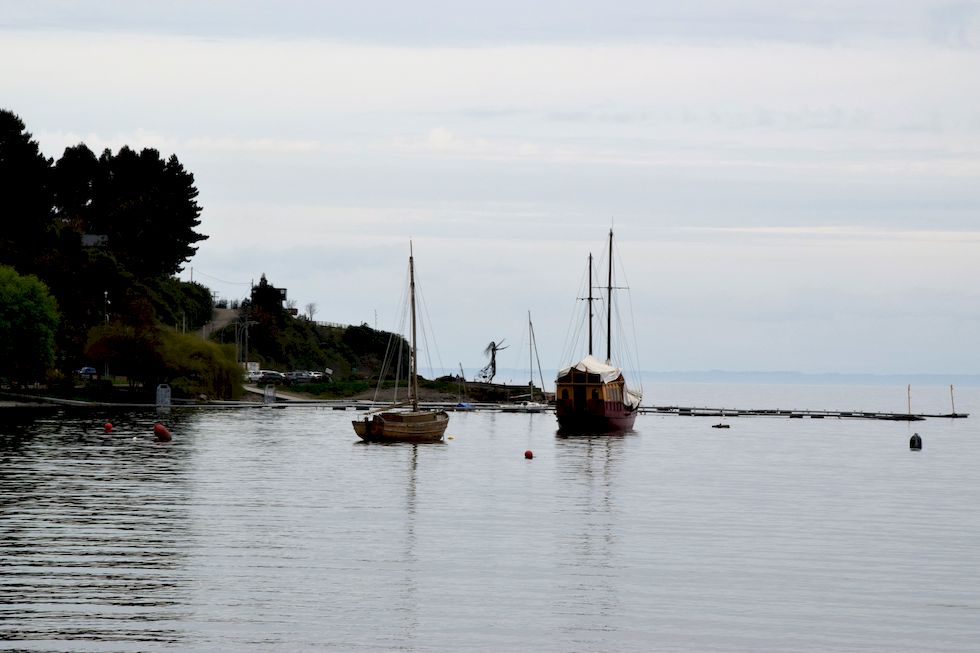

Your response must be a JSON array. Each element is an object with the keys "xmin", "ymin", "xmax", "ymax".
[
  {"xmin": 235, "ymin": 317, "xmax": 257, "ymax": 365},
  {"xmin": 103, "ymin": 290, "xmax": 110, "ymax": 379}
]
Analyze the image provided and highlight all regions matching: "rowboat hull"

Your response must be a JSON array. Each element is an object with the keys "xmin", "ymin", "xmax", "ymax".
[{"xmin": 353, "ymin": 410, "xmax": 449, "ymax": 443}]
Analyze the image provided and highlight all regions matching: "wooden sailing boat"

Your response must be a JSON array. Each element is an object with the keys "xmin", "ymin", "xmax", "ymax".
[
  {"xmin": 352, "ymin": 243, "xmax": 449, "ymax": 443},
  {"xmin": 555, "ymin": 229, "xmax": 642, "ymax": 433}
]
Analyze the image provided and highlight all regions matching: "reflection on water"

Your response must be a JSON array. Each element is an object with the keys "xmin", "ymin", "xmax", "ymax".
[
  {"xmin": 2, "ymin": 399, "xmax": 980, "ymax": 652},
  {"xmin": 1, "ymin": 410, "xmax": 191, "ymax": 648},
  {"xmin": 553, "ymin": 435, "xmax": 625, "ymax": 645}
]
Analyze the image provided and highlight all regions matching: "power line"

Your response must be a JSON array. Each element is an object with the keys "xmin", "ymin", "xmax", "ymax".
[{"xmin": 188, "ymin": 269, "xmax": 252, "ymax": 286}]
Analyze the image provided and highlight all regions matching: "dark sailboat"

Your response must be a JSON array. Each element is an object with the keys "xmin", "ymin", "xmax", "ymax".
[{"xmin": 555, "ymin": 229, "xmax": 642, "ymax": 434}]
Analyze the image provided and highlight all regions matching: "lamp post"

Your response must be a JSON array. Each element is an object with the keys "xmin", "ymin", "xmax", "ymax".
[
  {"xmin": 235, "ymin": 317, "xmax": 257, "ymax": 365},
  {"xmin": 103, "ymin": 291, "xmax": 109, "ymax": 379}
]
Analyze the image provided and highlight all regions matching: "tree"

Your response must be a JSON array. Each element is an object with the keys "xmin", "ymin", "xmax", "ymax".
[
  {"xmin": 0, "ymin": 109, "xmax": 55, "ymax": 276},
  {"xmin": 53, "ymin": 143, "xmax": 99, "ymax": 232},
  {"xmin": 145, "ymin": 276, "xmax": 214, "ymax": 330},
  {"xmin": 88, "ymin": 146, "xmax": 208, "ymax": 280},
  {"xmin": 0, "ymin": 266, "xmax": 60, "ymax": 384},
  {"xmin": 305, "ymin": 302, "xmax": 318, "ymax": 321}
]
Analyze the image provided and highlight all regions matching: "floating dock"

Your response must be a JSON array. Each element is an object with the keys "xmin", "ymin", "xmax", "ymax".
[{"xmin": 639, "ymin": 406, "xmax": 967, "ymax": 421}]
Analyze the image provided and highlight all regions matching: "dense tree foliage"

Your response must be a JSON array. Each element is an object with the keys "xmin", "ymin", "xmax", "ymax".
[
  {"xmin": 0, "ymin": 109, "xmax": 212, "ymax": 386},
  {"xmin": 0, "ymin": 266, "xmax": 60, "ymax": 385},
  {"xmin": 1, "ymin": 109, "xmax": 406, "ymax": 398},
  {"xmin": 84, "ymin": 324, "xmax": 240, "ymax": 400},
  {"xmin": 0, "ymin": 111, "xmax": 55, "ymax": 276},
  {"xmin": 157, "ymin": 331, "xmax": 242, "ymax": 400},
  {"xmin": 88, "ymin": 146, "xmax": 208, "ymax": 279}
]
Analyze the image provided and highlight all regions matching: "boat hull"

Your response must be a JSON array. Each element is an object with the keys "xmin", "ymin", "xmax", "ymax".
[
  {"xmin": 500, "ymin": 401, "xmax": 549, "ymax": 414},
  {"xmin": 555, "ymin": 408, "xmax": 637, "ymax": 434},
  {"xmin": 352, "ymin": 410, "xmax": 449, "ymax": 443}
]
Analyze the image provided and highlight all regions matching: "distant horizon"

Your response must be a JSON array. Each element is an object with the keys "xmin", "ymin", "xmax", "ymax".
[{"xmin": 466, "ymin": 366, "xmax": 980, "ymax": 388}]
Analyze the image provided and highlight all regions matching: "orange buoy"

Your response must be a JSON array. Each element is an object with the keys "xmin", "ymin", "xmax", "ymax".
[
  {"xmin": 153, "ymin": 423, "xmax": 172, "ymax": 442},
  {"xmin": 104, "ymin": 422, "xmax": 113, "ymax": 433},
  {"xmin": 524, "ymin": 450, "xmax": 534, "ymax": 459}
]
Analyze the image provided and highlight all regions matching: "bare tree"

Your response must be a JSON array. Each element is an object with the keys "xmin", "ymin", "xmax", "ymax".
[{"xmin": 305, "ymin": 302, "xmax": 318, "ymax": 321}]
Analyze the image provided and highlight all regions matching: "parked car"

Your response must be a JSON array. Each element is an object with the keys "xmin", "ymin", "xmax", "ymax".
[
  {"xmin": 257, "ymin": 370, "xmax": 287, "ymax": 384},
  {"xmin": 285, "ymin": 370, "xmax": 313, "ymax": 383},
  {"xmin": 245, "ymin": 370, "xmax": 263, "ymax": 382},
  {"xmin": 77, "ymin": 366, "xmax": 97, "ymax": 380}
]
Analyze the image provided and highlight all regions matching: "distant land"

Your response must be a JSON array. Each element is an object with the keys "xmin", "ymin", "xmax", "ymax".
[
  {"xmin": 485, "ymin": 368, "xmax": 980, "ymax": 388},
  {"xmin": 639, "ymin": 370, "xmax": 980, "ymax": 387}
]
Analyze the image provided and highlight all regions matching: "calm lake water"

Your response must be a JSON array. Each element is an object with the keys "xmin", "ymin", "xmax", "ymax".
[{"xmin": 2, "ymin": 382, "xmax": 979, "ymax": 652}]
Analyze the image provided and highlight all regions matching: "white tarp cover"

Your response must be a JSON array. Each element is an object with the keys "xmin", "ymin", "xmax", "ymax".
[
  {"xmin": 557, "ymin": 355, "xmax": 643, "ymax": 409},
  {"xmin": 624, "ymin": 388, "xmax": 643, "ymax": 410},
  {"xmin": 557, "ymin": 355, "xmax": 622, "ymax": 384}
]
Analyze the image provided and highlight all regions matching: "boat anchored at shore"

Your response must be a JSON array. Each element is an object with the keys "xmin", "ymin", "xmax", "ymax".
[
  {"xmin": 352, "ymin": 243, "xmax": 449, "ymax": 443},
  {"xmin": 555, "ymin": 228, "xmax": 642, "ymax": 434}
]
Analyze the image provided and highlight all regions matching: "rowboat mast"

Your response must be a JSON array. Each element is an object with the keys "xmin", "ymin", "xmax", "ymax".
[{"xmin": 409, "ymin": 242, "xmax": 418, "ymax": 412}]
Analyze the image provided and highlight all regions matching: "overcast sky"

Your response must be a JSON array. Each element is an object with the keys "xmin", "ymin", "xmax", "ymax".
[{"xmin": 3, "ymin": 1, "xmax": 980, "ymax": 379}]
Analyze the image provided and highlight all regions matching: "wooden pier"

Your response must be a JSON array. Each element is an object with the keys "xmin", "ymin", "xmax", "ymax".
[
  {"xmin": 638, "ymin": 406, "xmax": 968, "ymax": 421},
  {"xmin": 314, "ymin": 400, "xmax": 966, "ymax": 421}
]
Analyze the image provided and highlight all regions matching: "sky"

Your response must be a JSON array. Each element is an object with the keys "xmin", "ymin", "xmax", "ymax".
[{"xmin": 3, "ymin": 1, "xmax": 980, "ymax": 378}]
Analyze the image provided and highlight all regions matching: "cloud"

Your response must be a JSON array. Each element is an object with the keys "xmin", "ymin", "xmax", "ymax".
[
  {"xmin": 7, "ymin": 1, "xmax": 977, "ymax": 46},
  {"xmin": 4, "ymin": 14, "xmax": 979, "ymax": 374}
]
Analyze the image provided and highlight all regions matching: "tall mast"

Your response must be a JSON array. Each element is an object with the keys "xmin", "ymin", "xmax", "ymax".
[
  {"xmin": 530, "ymin": 313, "xmax": 546, "ymax": 401},
  {"xmin": 587, "ymin": 254, "xmax": 594, "ymax": 356},
  {"xmin": 606, "ymin": 228, "xmax": 613, "ymax": 363},
  {"xmin": 528, "ymin": 311, "xmax": 534, "ymax": 402},
  {"xmin": 409, "ymin": 242, "xmax": 418, "ymax": 411}
]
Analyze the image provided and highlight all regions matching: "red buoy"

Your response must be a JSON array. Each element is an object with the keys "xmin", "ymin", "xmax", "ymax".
[
  {"xmin": 153, "ymin": 423, "xmax": 172, "ymax": 442},
  {"xmin": 524, "ymin": 450, "xmax": 534, "ymax": 459},
  {"xmin": 104, "ymin": 422, "xmax": 113, "ymax": 433}
]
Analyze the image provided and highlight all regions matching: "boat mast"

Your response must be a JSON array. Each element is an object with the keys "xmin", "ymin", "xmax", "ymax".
[
  {"xmin": 529, "ymin": 312, "xmax": 546, "ymax": 401},
  {"xmin": 587, "ymin": 254, "xmax": 594, "ymax": 356},
  {"xmin": 528, "ymin": 311, "xmax": 534, "ymax": 402},
  {"xmin": 409, "ymin": 243, "xmax": 418, "ymax": 412},
  {"xmin": 606, "ymin": 228, "xmax": 613, "ymax": 363}
]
